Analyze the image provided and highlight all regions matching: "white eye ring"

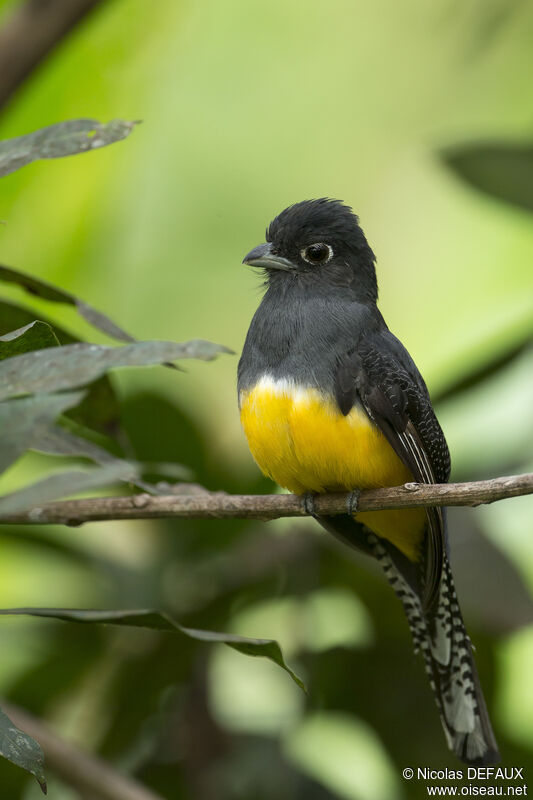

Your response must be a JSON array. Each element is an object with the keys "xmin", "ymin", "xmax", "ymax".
[{"xmin": 300, "ymin": 243, "xmax": 333, "ymax": 265}]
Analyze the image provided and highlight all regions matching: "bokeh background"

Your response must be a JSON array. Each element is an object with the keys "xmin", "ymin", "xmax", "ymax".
[{"xmin": 0, "ymin": 0, "xmax": 532, "ymax": 797}]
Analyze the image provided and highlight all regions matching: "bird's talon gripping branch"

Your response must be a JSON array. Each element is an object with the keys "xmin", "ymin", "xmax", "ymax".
[
  {"xmin": 301, "ymin": 492, "xmax": 318, "ymax": 517},
  {"xmin": 346, "ymin": 489, "xmax": 361, "ymax": 515}
]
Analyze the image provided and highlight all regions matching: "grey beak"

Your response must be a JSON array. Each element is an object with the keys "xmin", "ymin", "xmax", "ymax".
[{"xmin": 242, "ymin": 242, "xmax": 296, "ymax": 271}]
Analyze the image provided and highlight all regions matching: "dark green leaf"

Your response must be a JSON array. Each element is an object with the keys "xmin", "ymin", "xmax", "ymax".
[
  {"xmin": 443, "ymin": 142, "xmax": 533, "ymax": 212},
  {"xmin": 0, "ymin": 321, "xmax": 59, "ymax": 361},
  {"xmin": 0, "ymin": 608, "xmax": 306, "ymax": 692},
  {"xmin": 0, "ymin": 118, "xmax": 138, "ymax": 178},
  {"xmin": 0, "ymin": 706, "xmax": 46, "ymax": 793},
  {"xmin": 0, "ymin": 463, "xmax": 138, "ymax": 515},
  {"xmin": 0, "ymin": 265, "xmax": 134, "ymax": 343},
  {"xmin": 0, "ymin": 340, "xmax": 233, "ymax": 401},
  {"xmin": 0, "ymin": 392, "xmax": 85, "ymax": 475},
  {"xmin": 65, "ymin": 375, "xmax": 122, "ymax": 439}
]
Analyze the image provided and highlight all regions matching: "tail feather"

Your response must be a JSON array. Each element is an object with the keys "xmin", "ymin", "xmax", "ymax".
[{"xmin": 367, "ymin": 531, "xmax": 500, "ymax": 765}]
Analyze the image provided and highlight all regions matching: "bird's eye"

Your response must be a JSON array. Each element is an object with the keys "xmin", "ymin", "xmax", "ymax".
[{"xmin": 301, "ymin": 243, "xmax": 333, "ymax": 265}]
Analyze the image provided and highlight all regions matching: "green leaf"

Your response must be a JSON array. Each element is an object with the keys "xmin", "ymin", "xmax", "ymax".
[
  {"xmin": 0, "ymin": 380, "xmax": 188, "ymax": 499},
  {"xmin": 443, "ymin": 142, "xmax": 533, "ymax": 212},
  {"xmin": 0, "ymin": 118, "xmax": 139, "ymax": 178},
  {"xmin": 0, "ymin": 265, "xmax": 135, "ymax": 343},
  {"xmin": 0, "ymin": 300, "xmax": 54, "ymax": 338},
  {"xmin": 0, "ymin": 301, "xmax": 122, "ymax": 435},
  {"xmin": 32, "ymin": 425, "xmax": 129, "ymax": 466},
  {"xmin": 0, "ymin": 321, "xmax": 59, "ymax": 361},
  {"xmin": 0, "ymin": 706, "xmax": 46, "ymax": 794},
  {"xmin": 0, "ymin": 608, "xmax": 306, "ymax": 692},
  {"xmin": 0, "ymin": 339, "xmax": 233, "ymax": 401},
  {"xmin": 0, "ymin": 392, "xmax": 85, "ymax": 475},
  {"xmin": 30, "ymin": 425, "xmax": 191, "ymax": 493},
  {"xmin": 0, "ymin": 463, "xmax": 138, "ymax": 516}
]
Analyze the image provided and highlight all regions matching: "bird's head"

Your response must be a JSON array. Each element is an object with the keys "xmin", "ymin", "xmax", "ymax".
[{"xmin": 243, "ymin": 198, "xmax": 377, "ymax": 303}]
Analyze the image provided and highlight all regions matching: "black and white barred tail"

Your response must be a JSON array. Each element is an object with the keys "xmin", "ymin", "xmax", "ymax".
[{"xmin": 367, "ymin": 532, "xmax": 500, "ymax": 765}]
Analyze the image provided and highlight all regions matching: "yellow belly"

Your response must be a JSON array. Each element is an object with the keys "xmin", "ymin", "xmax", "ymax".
[{"xmin": 240, "ymin": 377, "xmax": 425, "ymax": 560}]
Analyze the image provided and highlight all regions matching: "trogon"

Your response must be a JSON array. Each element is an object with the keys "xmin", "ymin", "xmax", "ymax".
[{"xmin": 237, "ymin": 198, "xmax": 499, "ymax": 765}]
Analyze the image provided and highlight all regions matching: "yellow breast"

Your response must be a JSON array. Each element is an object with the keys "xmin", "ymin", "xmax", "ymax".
[{"xmin": 239, "ymin": 376, "xmax": 425, "ymax": 560}]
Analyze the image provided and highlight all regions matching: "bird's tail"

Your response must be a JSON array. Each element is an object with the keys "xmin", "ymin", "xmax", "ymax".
[{"xmin": 367, "ymin": 531, "xmax": 500, "ymax": 765}]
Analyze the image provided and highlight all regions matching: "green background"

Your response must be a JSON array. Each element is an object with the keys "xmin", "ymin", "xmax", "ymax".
[{"xmin": 0, "ymin": 0, "xmax": 532, "ymax": 797}]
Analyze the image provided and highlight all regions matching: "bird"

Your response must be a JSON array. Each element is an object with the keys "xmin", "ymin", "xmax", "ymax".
[{"xmin": 237, "ymin": 198, "xmax": 500, "ymax": 765}]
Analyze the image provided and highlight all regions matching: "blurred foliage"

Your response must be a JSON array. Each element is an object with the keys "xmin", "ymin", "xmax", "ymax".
[
  {"xmin": 0, "ymin": 126, "xmax": 294, "ymax": 790},
  {"xmin": 0, "ymin": 0, "xmax": 531, "ymax": 798},
  {"xmin": 443, "ymin": 142, "xmax": 533, "ymax": 213}
]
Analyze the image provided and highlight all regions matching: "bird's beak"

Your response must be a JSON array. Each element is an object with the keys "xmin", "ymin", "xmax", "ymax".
[{"xmin": 242, "ymin": 242, "xmax": 296, "ymax": 271}]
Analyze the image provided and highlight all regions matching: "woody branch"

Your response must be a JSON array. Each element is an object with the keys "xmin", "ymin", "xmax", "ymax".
[
  {"xmin": 1, "ymin": 473, "xmax": 531, "ymax": 527},
  {"xmin": 0, "ymin": 0, "xmax": 104, "ymax": 112}
]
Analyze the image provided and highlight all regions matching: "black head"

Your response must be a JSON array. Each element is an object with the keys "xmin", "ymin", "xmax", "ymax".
[{"xmin": 243, "ymin": 198, "xmax": 378, "ymax": 303}]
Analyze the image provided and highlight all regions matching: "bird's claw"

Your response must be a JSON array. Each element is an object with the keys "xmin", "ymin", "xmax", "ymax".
[
  {"xmin": 346, "ymin": 489, "xmax": 361, "ymax": 516},
  {"xmin": 301, "ymin": 491, "xmax": 318, "ymax": 517}
]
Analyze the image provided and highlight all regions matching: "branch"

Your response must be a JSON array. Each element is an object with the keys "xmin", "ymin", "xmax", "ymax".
[
  {"xmin": 0, "ymin": 0, "xmax": 104, "ymax": 112},
  {"xmin": 2, "ymin": 473, "xmax": 531, "ymax": 526},
  {"xmin": 2, "ymin": 702, "xmax": 164, "ymax": 800}
]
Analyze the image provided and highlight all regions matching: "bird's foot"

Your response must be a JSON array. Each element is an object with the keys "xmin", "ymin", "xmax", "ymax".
[
  {"xmin": 346, "ymin": 489, "xmax": 361, "ymax": 516},
  {"xmin": 301, "ymin": 491, "xmax": 318, "ymax": 518}
]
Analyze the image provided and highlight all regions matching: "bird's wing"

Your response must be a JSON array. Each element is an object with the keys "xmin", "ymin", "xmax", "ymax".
[
  {"xmin": 334, "ymin": 329, "xmax": 450, "ymax": 610},
  {"xmin": 332, "ymin": 331, "xmax": 498, "ymax": 764}
]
